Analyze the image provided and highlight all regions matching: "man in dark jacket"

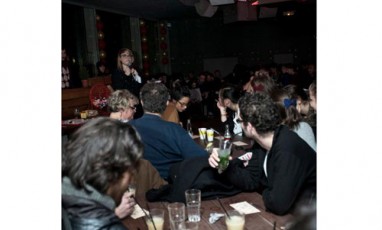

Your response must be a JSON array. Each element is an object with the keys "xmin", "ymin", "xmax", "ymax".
[{"xmin": 209, "ymin": 93, "xmax": 316, "ymax": 215}]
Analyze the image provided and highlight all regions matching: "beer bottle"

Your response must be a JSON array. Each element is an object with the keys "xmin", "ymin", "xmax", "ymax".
[{"xmin": 223, "ymin": 124, "xmax": 231, "ymax": 141}]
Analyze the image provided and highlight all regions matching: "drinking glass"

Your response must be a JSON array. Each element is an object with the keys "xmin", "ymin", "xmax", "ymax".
[
  {"xmin": 225, "ymin": 210, "xmax": 245, "ymax": 230},
  {"xmin": 185, "ymin": 189, "xmax": 201, "ymax": 222},
  {"xmin": 198, "ymin": 128, "xmax": 207, "ymax": 140},
  {"xmin": 206, "ymin": 129, "xmax": 214, "ymax": 142},
  {"xmin": 179, "ymin": 221, "xmax": 198, "ymax": 230},
  {"xmin": 146, "ymin": 208, "xmax": 164, "ymax": 230},
  {"xmin": 168, "ymin": 202, "xmax": 186, "ymax": 230},
  {"xmin": 217, "ymin": 139, "xmax": 232, "ymax": 174}
]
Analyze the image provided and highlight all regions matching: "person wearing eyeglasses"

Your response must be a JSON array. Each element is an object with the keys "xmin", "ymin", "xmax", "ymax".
[
  {"xmin": 111, "ymin": 48, "xmax": 144, "ymax": 118},
  {"xmin": 108, "ymin": 89, "xmax": 139, "ymax": 123},
  {"xmin": 162, "ymin": 83, "xmax": 191, "ymax": 126},
  {"xmin": 208, "ymin": 93, "xmax": 316, "ymax": 215},
  {"xmin": 107, "ymin": 89, "xmax": 168, "ymax": 219}
]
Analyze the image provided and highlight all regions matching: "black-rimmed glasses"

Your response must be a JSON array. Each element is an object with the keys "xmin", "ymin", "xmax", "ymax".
[
  {"xmin": 177, "ymin": 101, "xmax": 188, "ymax": 107},
  {"xmin": 129, "ymin": 105, "xmax": 137, "ymax": 111}
]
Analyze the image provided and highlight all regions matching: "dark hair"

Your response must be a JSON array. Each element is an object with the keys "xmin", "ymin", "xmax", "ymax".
[
  {"xmin": 238, "ymin": 93, "xmax": 281, "ymax": 135},
  {"xmin": 170, "ymin": 84, "xmax": 190, "ymax": 101},
  {"xmin": 139, "ymin": 82, "xmax": 170, "ymax": 113},
  {"xmin": 219, "ymin": 86, "xmax": 241, "ymax": 104},
  {"xmin": 270, "ymin": 88, "xmax": 302, "ymax": 130},
  {"xmin": 62, "ymin": 117, "xmax": 143, "ymax": 194}
]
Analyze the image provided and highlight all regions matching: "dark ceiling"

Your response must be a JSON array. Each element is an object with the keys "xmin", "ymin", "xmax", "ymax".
[{"xmin": 62, "ymin": 0, "xmax": 316, "ymax": 21}]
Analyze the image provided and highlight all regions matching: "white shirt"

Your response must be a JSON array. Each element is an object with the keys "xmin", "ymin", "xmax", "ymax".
[
  {"xmin": 263, "ymin": 151, "xmax": 270, "ymax": 178},
  {"xmin": 233, "ymin": 112, "xmax": 243, "ymax": 136}
]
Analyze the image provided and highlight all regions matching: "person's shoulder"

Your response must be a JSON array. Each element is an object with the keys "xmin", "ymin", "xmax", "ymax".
[{"xmin": 299, "ymin": 121, "xmax": 313, "ymax": 130}]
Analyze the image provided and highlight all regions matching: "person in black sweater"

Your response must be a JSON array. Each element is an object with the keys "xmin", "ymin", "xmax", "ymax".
[
  {"xmin": 111, "ymin": 48, "xmax": 143, "ymax": 118},
  {"xmin": 209, "ymin": 93, "xmax": 316, "ymax": 215}
]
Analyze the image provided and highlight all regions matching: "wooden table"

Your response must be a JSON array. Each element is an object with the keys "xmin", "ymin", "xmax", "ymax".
[
  {"xmin": 122, "ymin": 134, "xmax": 293, "ymax": 229},
  {"xmin": 122, "ymin": 192, "xmax": 293, "ymax": 230}
]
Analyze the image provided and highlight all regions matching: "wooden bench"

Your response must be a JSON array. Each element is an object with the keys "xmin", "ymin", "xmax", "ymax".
[{"xmin": 62, "ymin": 76, "xmax": 112, "ymax": 119}]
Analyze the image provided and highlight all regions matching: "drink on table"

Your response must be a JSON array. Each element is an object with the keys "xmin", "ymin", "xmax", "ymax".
[
  {"xmin": 225, "ymin": 210, "xmax": 245, "ymax": 230},
  {"xmin": 146, "ymin": 216, "xmax": 164, "ymax": 230},
  {"xmin": 223, "ymin": 124, "xmax": 231, "ymax": 141},
  {"xmin": 185, "ymin": 189, "xmax": 201, "ymax": 222},
  {"xmin": 186, "ymin": 202, "xmax": 200, "ymax": 222},
  {"xmin": 145, "ymin": 209, "xmax": 164, "ymax": 230},
  {"xmin": 168, "ymin": 202, "xmax": 186, "ymax": 230}
]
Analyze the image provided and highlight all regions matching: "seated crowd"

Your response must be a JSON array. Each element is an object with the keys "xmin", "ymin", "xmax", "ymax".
[{"xmin": 62, "ymin": 60, "xmax": 317, "ymax": 229}]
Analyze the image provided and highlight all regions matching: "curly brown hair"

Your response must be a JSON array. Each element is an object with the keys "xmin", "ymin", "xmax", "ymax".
[{"xmin": 238, "ymin": 93, "xmax": 281, "ymax": 135}]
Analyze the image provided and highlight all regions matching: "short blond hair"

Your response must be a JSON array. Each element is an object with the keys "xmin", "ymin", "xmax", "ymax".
[{"xmin": 108, "ymin": 89, "xmax": 138, "ymax": 112}]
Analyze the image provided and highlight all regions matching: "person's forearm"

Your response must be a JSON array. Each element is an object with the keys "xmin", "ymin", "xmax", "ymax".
[{"xmin": 220, "ymin": 109, "xmax": 227, "ymax": 122}]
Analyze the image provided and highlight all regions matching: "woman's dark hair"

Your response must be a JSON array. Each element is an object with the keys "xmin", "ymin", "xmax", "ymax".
[
  {"xmin": 139, "ymin": 82, "xmax": 170, "ymax": 114},
  {"xmin": 170, "ymin": 84, "xmax": 190, "ymax": 101},
  {"xmin": 62, "ymin": 117, "xmax": 143, "ymax": 194},
  {"xmin": 270, "ymin": 88, "xmax": 302, "ymax": 130},
  {"xmin": 238, "ymin": 93, "xmax": 281, "ymax": 135},
  {"xmin": 219, "ymin": 86, "xmax": 241, "ymax": 104}
]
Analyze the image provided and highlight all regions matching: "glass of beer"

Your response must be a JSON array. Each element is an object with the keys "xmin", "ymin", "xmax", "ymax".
[
  {"xmin": 146, "ymin": 208, "xmax": 165, "ymax": 230},
  {"xmin": 225, "ymin": 210, "xmax": 245, "ymax": 230}
]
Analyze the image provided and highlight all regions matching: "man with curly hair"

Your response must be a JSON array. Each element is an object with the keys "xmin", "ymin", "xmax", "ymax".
[{"xmin": 209, "ymin": 93, "xmax": 316, "ymax": 215}]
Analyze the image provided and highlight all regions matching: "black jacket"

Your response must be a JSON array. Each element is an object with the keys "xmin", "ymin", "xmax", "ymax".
[
  {"xmin": 262, "ymin": 125, "xmax": 316, "ymax": 215},
  {"xmin": 62, "ymin": 177, "xmax": 127, "ymax": 230},
  {"xmin": 146, "ymin": 156, "xmax": 242, "ymax": 203}
]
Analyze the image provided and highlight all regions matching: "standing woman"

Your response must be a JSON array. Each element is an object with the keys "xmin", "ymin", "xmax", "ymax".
[{"xmin": 111, "ymin": 48, "xmax": 143, "ymax": 118}]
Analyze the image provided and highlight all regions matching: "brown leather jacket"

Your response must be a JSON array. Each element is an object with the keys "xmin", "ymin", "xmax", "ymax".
[{"xmin": 132, "ymin": 159, "xmax": 168, "ymax": 196}]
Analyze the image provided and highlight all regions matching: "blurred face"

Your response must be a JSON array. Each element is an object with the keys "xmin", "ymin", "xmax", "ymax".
[
  {"xmin": 309, "ymin": 89, "xmax": 316, "ymax": 111},
  {"xmin": 121, "ymin": 100, "xmax": 137, "ymax": 120},
  {"xmin": 119, "ymin": 51, "xmax": 134, "ymax": 67},
  {"xmin": 62, "ymin": 49, "xmax": 67, "ymax": 61},
  {"xmin": 99, "ymin": 65, "xmax": 106, "ymax": 73},
  {"xmin": 175, "ymin": 96, "xmax": 190, "ymax": 112},
  {"xmin": 107, "ymin": 171, "xmax": 132, "ymax": 203},
  {"xmin": 237, "ymin": 109, "xmax": 251, "ymax": 138}
]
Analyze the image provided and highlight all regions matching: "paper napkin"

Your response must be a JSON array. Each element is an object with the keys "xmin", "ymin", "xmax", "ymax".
[
  {"xmin": 130, "ymin": 204, "xmax": 149, "ymax": 219},
  {"xmin": 230, "ymin": 201, "xmax": 260, "ymax": 214},
  {"xmin": 232, "ymin": 141, "xmax": 248, "ymax": 146}
]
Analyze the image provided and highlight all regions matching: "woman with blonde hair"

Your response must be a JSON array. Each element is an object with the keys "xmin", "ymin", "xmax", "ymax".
[
  {"xmin": 111, "ymin": 48, "xmax": 142, "ymax": 97},
  {"xmin": 108, "ymin": 89, "xmax": 167, "ymax": 219},
  {"xmin": 108, "ymin": 89, "xmax": 139, "ymax": 122}
]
